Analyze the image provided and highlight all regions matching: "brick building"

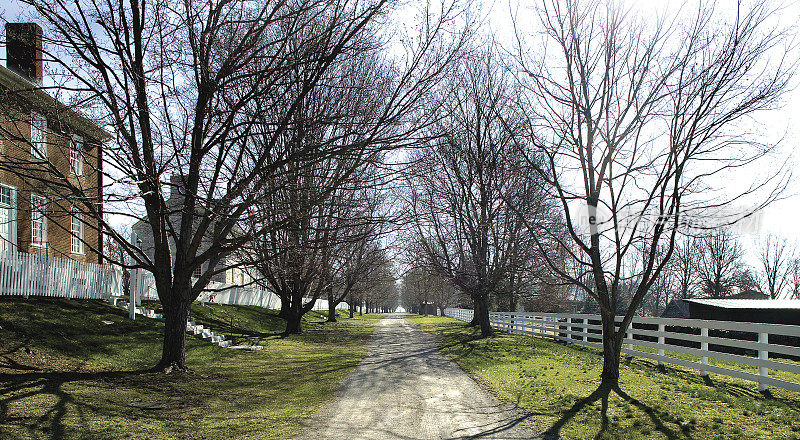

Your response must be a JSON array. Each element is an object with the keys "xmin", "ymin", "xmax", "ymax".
[{"xmin": 0, "ymin": 23, "xmax": 108, "ymax": 263}]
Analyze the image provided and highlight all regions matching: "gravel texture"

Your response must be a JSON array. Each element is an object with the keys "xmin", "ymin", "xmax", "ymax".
[{"xmin": 296, "ymin": 315, "xmax": 539, "ymax": 439}]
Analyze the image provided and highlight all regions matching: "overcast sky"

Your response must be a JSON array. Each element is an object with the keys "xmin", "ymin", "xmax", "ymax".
[{"xmin": 2, "ymin": 0, "xmax": 799, "ymax": 266}]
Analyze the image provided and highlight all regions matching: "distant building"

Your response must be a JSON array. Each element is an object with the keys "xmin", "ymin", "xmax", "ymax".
[
  {"xmin": 130, "ymin": 174, "xmax": 253, "ymax": 285},
  {"xmin": 0, "ymin": 23, "xmax": 109, "ymax": 263},
  {"xmin": 662, "ymin": 297, "xmax": 800, "ymax": 325}
]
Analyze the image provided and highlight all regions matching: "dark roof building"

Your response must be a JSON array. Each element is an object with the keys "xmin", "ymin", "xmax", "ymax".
[{"xmin": 661, "ymin": 298, "xmax": 800, "ymax": 325}]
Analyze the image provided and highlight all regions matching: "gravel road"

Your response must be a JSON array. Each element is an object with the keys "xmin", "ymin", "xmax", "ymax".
[{"xmin": 295, "ymin": 315, "xmax": 539, "ymax": 440}]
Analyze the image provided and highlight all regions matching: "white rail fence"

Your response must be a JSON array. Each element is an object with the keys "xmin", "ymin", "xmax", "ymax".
[
  {"xmin": 129, "ymin": 268, "xmax": 348, "ymax": 312},
  {"xmin": 0, "ymin": 251, "xmax": 122, "ymax": 299},
  {"xmin": 444, "ymin": 308, "xmax": 800, "ymax": 393}
]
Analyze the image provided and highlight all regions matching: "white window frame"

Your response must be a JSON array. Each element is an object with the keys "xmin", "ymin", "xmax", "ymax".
[
  {"xmin": 0, "ymin": 184, "xmax": 17, "ymax": 254},
  {"xmin": 193, "ymin": 264, "xmax": 202, "ymax": 278},
  {"xmin": 31, "ymin": 112, "xmax": 47, "ymax": 160},
  {"xmin": 0, "ymin": 185, "xmax": 14, "ymax": 207},
  {"xmin": 31, "ymin": 194, "xmax": 47, "ymax": 248},
  {"xmin": 70, "ymin": 135, "xmax": 84, "ymax": 176},
  {"xmin": 70, "ymin": 207, "xmax": 84, "ymax": 254}
]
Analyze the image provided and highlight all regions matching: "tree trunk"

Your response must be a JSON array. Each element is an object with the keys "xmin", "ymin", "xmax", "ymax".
[
  {"xmin": 349, "ymin": 300, "xmax": 354, "ymax": 318},
  {"xmin": 469, "ymin": 297, "xmax": 480, "ymax": 326},
  {"xmin": 155, "ymin": 294, "xmax": 190, "ymax": 373},
  {"xmin": 327, "ymin": 299, "xmax": 337, "ymax": 322},
  {"xmin": 278, "ymin": 298, "xmax": 291, "ymax": 319},
  {"xmin": 285, "ymin": 295, "xmax": 303, "ymax": 334},
  {"xmin": 600, "ymin": 311, "xmax": 622, "ymax": 386},
  {"xmin": 285, "ymin": 310, "xmax": 303, "ymax": 334},
  {"xmin": 475, "ymin": 294, "xmax": 493, "ymax": 337}
]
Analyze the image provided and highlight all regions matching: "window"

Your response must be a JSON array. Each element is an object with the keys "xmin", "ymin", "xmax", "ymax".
[
  {"xmin": 70, "ymin": 208, "xmax": 84, "ymax": 254},
  {"xmin": 0, "ymin": 185, "xmax": 16, "ymax": 254},
  {"xmin": 70, "ymin": 135, "xmax": 84, "ymax": 176},
  {"xmin": 31, "ymin": 112, "xmax": 47, "ymax": 160},
  {"xmin": 31, "ymin": 194, "xmax": 47, "ymax": 247},
  {"xmin": 0, "ymin": 186, "xmax": 13, "ymax": 206},
  {"xmin": 193, "ymin": 265, "xmax": 202, "ymax": 278}
]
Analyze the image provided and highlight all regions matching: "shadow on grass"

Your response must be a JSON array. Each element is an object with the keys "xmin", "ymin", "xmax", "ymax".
[
  {"xmin": 0, "ymin": 368, "xmax": 152, "ymax": 440},
  {"xmin": 628, "ymin": 357, "xmax": 798, "ymax": 406},
  {"xmin": 541, "ymin": 382, "xmax": 687, "ymax": 440}
]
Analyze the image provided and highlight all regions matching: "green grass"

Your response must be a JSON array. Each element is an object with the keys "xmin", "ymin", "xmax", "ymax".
[
  {"xmin": 408, "ymin": 315, "xmax": 800, "ymax": 440},
  {"xmin": 143, "ymin": 299, "xmax": 385, "ymax": 346},
  {"xmin": 0, "ymin": 297, "xmax": 379, "ymax": 440}
]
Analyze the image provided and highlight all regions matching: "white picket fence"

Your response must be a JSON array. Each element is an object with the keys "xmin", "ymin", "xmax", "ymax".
[
  {"xmin": 0, "ymin": 251, "xmax": 122, "ymax": 299},
  {"xmin": 444, "ymin": 308, "xmax": 800, "ymax": 393},
  {"xmin": 129, "ymin": 268, "xmax": 348, "ymax": 312},
  {"xmin": 0, "ymin": 250, "xmax": 345, "ymax": 315}
]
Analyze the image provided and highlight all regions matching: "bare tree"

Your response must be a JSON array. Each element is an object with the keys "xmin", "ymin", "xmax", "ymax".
[
  {"xmin": 673, "ymin": 236, "xmax": 701, "ymax": 299},
  {"xmin": 511, "ymin": 0, "xmax": 793, "ymax": 387},
  {"xmin": 403, "ymin": 47, "xmax": 543, "ymax": 337},
  {"xmin": 244, "ymin": 8, "xmax": 465, "ymax": 332},
  {"xmin": 250, "ymin": 156, "xmax": 379, "ymax": 333},
  {"xmin": 9, "ymin": 0, "xmax": 465, "ymax": 371},
  {"xmin": 428, "ymin": 278, "xmax": 459, "ymax": 316},
  {"xmin": 323, "ymin": 233, "xmax": 387, "ymax": 322},
  {"xmin": 758, "ymin": 235, "xmax": 794, "ymax": 299},
  {"xmin": 789, "ymin": 258, "xmax": 800, "ymax": 299},
  {"xmin": 639, "ymin": 245, "xmax": 678, "ymax": 316},
  {"xmin": 734, "ymin": 266, "xmax": 762, "ymax": 296},
  {"xmin": 696, "ymin": 229, "xmax": 745, "ymax": 298},
  {"xmin": 401, "ymin": 265, "xmax": 456, "ymax": 315},
  {"xmin": 358, "ymin": 253, "xmax": 398, "ymax": 314},
  {"xmin": 400, "ymin": 266, "xmax": 428, "ymax": 315}
]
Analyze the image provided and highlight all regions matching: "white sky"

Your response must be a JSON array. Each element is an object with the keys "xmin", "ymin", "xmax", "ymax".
[{"xmin": 2, "ymin": 0, "xmax": 800, "ymax": 267}]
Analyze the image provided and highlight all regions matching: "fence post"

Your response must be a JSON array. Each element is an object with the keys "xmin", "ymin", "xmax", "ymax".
[
  {"xmin": 511, "ymin": 313, "xmax": 516, "ymax": 333},
  {"xmin": 700, "ymin": 327, "xmax": 708, "ymax": 376},
  {"xmin": 64, "ymin": 261, "xmax": 77, "ymax": 299},
  {"xmin": 657, "ymin": 323, "xmax": 665, "ymax": 367},
  {"xmin": 627, "ymin": 326, "xmax": 633, "ymax": 351},
  {"xmin": 582, "ymin": 318, "xmax": 587, "ymax": 342},
  {"xmin": 23, "ymin": 253, "xmax": 30, "ymax": 299},
  {"xmin": 129, "ymin": 269, "xmax": 137, "ymax": 320},
  {"xmin": 758, "ymin": 332, "xmax": 769, "ymax": 392},
  {"xmin": 566, "ymin": 317, "xmax": 572, "ymax": 343}
]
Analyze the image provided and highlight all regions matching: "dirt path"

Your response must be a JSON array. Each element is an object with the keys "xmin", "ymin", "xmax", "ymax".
[{"xmin": 296, "ymin": 315, "xmax": 539, "ymax": 440}]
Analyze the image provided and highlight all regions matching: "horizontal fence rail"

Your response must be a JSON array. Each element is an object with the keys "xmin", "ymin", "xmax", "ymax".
[
  {"xmin": 444, "ymin": 308, "xmax": 800, "ymax": 393},
  {"xmin": 0, "ymin": 251, "xmax": 121, "ymax": 299},
  {"xmin": 129, "ymin": 268, "xmax": 348, "ymax": 312}
]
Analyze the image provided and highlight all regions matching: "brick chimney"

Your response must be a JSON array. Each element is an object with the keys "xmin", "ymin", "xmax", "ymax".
[{"xmin": 5, "ymin": 23, "xmax": 43, "ymax": 84}]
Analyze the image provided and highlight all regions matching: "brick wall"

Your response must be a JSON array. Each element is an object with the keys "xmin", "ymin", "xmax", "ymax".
[{"xmin": 0, "ymin": 90, "xmax": 103, "ymax": 263}]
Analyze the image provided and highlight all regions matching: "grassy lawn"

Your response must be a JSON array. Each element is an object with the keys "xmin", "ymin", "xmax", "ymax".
[
  {"xmin": 143, "ymin": 299, "xmax": 385, "ymax": 346},
  {"xmin": 0, "ymin": 297, "xmax": 378, "ymax": 440},
  {"xmin": 406, "ymin": 315, "xmax": 800, "ymax": 440}
]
